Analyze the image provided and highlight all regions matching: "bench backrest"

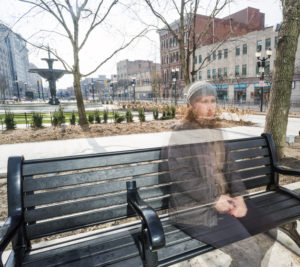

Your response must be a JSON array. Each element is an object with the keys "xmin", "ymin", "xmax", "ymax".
[{"xmin": 21, "ymin": 135, "xmax": 273, "ymax": 241}]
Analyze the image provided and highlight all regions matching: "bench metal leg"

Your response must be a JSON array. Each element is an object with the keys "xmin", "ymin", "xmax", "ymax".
[
  {"xmin": 279, "ymin": 221, "xmax": 300, "ymax": 247},
  {"xmin": 139, "ymin": 229, "xmax": 158, "ymax": 267}
]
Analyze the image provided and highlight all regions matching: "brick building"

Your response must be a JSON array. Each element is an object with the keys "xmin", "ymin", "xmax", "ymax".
[
  {"xmin": 159, "ymin": 7, "xmax": 265, "ymax": 99},
  {"xmin": 115, "ymin": 59, "xmax": 160, "ymax": 101}
]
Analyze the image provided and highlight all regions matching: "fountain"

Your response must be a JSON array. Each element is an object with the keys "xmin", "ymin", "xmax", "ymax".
[{"xmin": 29, "ymin": 48, "xmax": 70, "ymax": 105}]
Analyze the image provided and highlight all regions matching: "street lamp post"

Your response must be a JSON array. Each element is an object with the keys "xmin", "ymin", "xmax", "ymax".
[
  {"xmin": 91, "ymin": 78, "xmax": 95, "ymax": 102},
  {"xmin": 24, "ymin": 82, "xmax": 27, "ymax": 94},
  {"xmin": 255, "ymin": 48, "xmax": 272, "ymax": 112},
  {"xmin": 37, "ymin": 80, "xmax": 41, "ymax": 99},
  {"xmin": 84, "ymin": 84, "xmax": 88, "ymax": 100},
  {"xmin": 40, "ymin": 80, "xmax": 45, "ymax": 100},
  {"xmin": 131, "ymin": 78, "xmax": 136, "ymax": 102},
  {"xmin": 15, "ymin": 75, "xmax": 20, "ymax": 102},
  {"xmin": 171, "ymin": 68, "xmax": 179, "ymax": 105}
]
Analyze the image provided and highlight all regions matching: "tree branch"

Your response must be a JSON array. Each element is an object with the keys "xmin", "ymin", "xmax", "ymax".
[{"xmin": 79, "ymin": 0, "xmax": 118, "ymax": 51}]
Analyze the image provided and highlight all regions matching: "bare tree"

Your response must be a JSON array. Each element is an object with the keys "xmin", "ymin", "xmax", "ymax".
[
  {"xmin": 264, "ymin": 0, "xmax": 300, "ymax": 158},
  {"xmin": 144, "ymin": 0, "xmax": 232, "ymax": 85},
  {"xmin": 19, "ymin": 0, "xmax": 147, "ymax": 127}
]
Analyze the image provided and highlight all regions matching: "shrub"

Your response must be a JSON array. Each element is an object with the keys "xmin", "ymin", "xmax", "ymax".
[
  {"xmin": 52, "ymin": 105, "xmax": 65, "ymax": 126},
  {"xmin": 110, "ymin": 100, "xmax": 113, "ymax": 104},
  {"xmin": 94, "ymin": 110, "xmax": 101, "ymax": 124},
  {"xmin": 103, "ymin": 109, "xmax": 108, "ymax": 123},
  {"xmin": 113, "ymin": 111, "xmax": 125, "ymax": 123},
  {"xmin": 153, "ymin": 107, "xmax": 159, "ymax": 120},
  {"xmin": 88, "ymin": 114, "xmax": 94, "ymax": 124},
  {"xmin": 138, "ymin": 108, "xmax": 145, "ymax": 122},
  {"xmin": 171, "ymin": 105, "xmax": 176, "ymax": 118},
  {"xmin": 31, "ymin": 112, "xmax": 43, "ymax": 128},
  {"xmin": 69, "ymin": 111, "xmax": 76, "ymax": 125},
  {"xmin": 125, "ymin": 109, "xmax": 133, "ymax": 123},
  {"xmin": 4, "ymin": 111, "xmax": 15, "ymax": 130},
  {"xmin": 160, "ymin": 105, "xmax": 172, "ymax": 120}
]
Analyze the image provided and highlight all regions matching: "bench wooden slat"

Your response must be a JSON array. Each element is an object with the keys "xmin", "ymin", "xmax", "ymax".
[
  {"xmin": 22, "ymin": 149, "xmax": 164, "ymax": 176},
  {"xmin": 242, "ymin": 175, "xmax": 271, "ymax": 189},
  {"xmin": 23, "ymin": 161, "xmax": 169, "ymax": 192},
  {"xmin": 225, "ymin": 138, "xmax": 267, "ymax": 150},
  {"xmin": 158, "ymin": 239, "xmax": 208, "ymax": 262},
  {"xmin": 22, "ymin": 137, "xmax": 266, "ymax": 176},
  {"xmin": 234, "ymin": 166, "xmax": 271, "ymax": 179},
  {"xmin": 230, "ymin": 148, "xmax": 269, "ymax": 160},
  {"xmin": 25, "ymin": 196, "xmax": 168, "ymax": 239},
  {"xmin": 24, "ymin": 163, "xmax": 271, "ymax": 210},
  {"xmin": 229, "ymin": 157, "xmax": 270, "ymax": 170}
]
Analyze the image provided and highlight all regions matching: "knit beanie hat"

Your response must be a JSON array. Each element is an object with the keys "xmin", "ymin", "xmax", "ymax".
[{"xmin": 185, "ymin": 81, "xmax": 216, "ymax": 106}]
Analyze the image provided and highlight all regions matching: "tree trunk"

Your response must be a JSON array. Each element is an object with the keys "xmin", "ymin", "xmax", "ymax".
[
  {"xmin": 264, "ymin": 0, "xmax": 300, "ymax": 158},
  {"xmin": 73, "ymin": 20, "xmax": 88, "ymax": 128}
]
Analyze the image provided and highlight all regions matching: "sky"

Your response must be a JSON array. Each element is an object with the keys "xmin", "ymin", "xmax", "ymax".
[{"xmin": 0, "ymin": 0, "xmax": 283, "ymax": 89}]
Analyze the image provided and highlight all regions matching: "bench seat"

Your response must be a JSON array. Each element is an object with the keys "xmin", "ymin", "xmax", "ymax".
[{"xmin": 20, "ymin": 190, "xmax": 299, "ymax": 267}]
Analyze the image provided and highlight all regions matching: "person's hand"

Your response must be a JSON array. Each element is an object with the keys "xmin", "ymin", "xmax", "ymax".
[
  {"xmin": 214, "ymin": 194, "xmax": 235, "ymax": 213},
  {"xmin": 228, "ymin": 197, "xmax": 248, "ymax": 218}
]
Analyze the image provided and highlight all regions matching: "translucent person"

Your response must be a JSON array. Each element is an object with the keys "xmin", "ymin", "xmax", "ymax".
[{"xmin": 166, "ymin": 81, "xmax": 270, "ymax": 266}]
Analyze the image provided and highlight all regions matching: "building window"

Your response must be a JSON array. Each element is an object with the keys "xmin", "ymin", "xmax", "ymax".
[
  {"xmin": 194, "ymin": 56, "xmax": 197, "ymax": 64},
  {"xmin": 218, "ymin": 68, "xmax": 222, "ymax": 78},
  {"xmin": 242, "ymin": 64, "xmax": 247, "ymax": 76},
  {"xmin": 275, "ymin": 36, "xmax": 278, "ymax": 48},
  {"xmin": 243, "ymin": 44, "xmax": 247, "ymax": 55},
  {"xmin": 213, "ymin": 51, "xmax": 216, "ymax": 60},
  {"xmin": 257, "ymin": 40, "xmax": 262, "ymax": 52},
  {"xmin": 199, "ymin": 55, "xmax": 202, "ymax": 63},
  {"xmin": 235, "ymin": 65, "xmax": 240, "ymax": 76},
  {"xmin": 224, "ymin": 48, "xmax": 228, "ymax": 58},
  {"xmin": 208, "ymin": 54, "xmax": 211, "ymax": 62},
  {"xmin": 212, "ymin": 69, "xmax": 216, "ymax": 78},
  {"xmin": 218, "ymin": 50, "xmax": 222, "ymax": 59},
  {"xmin": 236, "ymin": 46, "xmax": 240, "ymax": 56},
  {"xmin": 199, "ymin": 71, "xmax": 202, "ymax": 80},
  {"xmin": 265, "ymin": 38, "xmax": 271, "ymax": 50},
  {"xmin": 265, "ymin": 61, "xmax": 270, "ymax": 73},
  {"xmin": 223, "ymin": 67, "xmax": 228, "ymax": 77},
  {"xmin": 176, "ymin": 52, "xmax": 179, "ymax": 62},
  {"xmin": 207, "ymin": 70, "xmax": 211, "ymax": 79}
]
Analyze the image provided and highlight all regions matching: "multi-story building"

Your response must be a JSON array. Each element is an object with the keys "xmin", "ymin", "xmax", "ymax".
[
  {"xmin": 159, "ymin": 7, "xmax": 265, "ymax": 99},
  {"xmin": 116, "ymin": 60, "xmax": 160, "ymax": 100},
  {"xmin": 193, "ymin": 26, "xmax": 300, "ymax": 103},
  {"xmin": 0, "ymin": 24, "xmax": 30, "ymax": 100},
  {"xmin": 80, "ymin": 75, "xmax": 108, "ymax": 101}
]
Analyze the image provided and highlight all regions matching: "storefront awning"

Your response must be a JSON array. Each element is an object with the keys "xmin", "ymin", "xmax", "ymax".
[
  {"xmin": 212, "ymin": 84, "xmax": 228, "ymax": 90},
  {"xmin": 254, "ymin": 82, "xmax": 272, "ymax": 88},
  {"xmin": 234, "ymin": 83, "xmax": 247, "ymax": 89}
]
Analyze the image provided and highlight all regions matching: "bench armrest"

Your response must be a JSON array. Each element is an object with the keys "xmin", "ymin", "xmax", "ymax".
[
  {"xmin": 0, "ymin": 216, "xmax": 22, "ymax": 256},
  {"xmin": 127, "ymin": 181, "xmax": 165, "ymax": 251},
  {"xmin": 274, "ymin": 164, "xmax": 300, "ymax": 177}
]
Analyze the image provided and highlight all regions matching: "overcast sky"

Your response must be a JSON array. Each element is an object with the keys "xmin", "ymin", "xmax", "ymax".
[{"xmin": 0, "ymin": 0, "xmax": 282, "ymax": 89}]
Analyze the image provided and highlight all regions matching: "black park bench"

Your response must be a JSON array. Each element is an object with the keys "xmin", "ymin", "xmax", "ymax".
[{"xmin": 1, "ymin": 133, "xmax": 300, "ymax": 267}]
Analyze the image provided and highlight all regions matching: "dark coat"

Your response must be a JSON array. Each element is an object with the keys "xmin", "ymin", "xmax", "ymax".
[{"xmin": 167, "ymin": 121, "xmax": 246, "ymax": 228}]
